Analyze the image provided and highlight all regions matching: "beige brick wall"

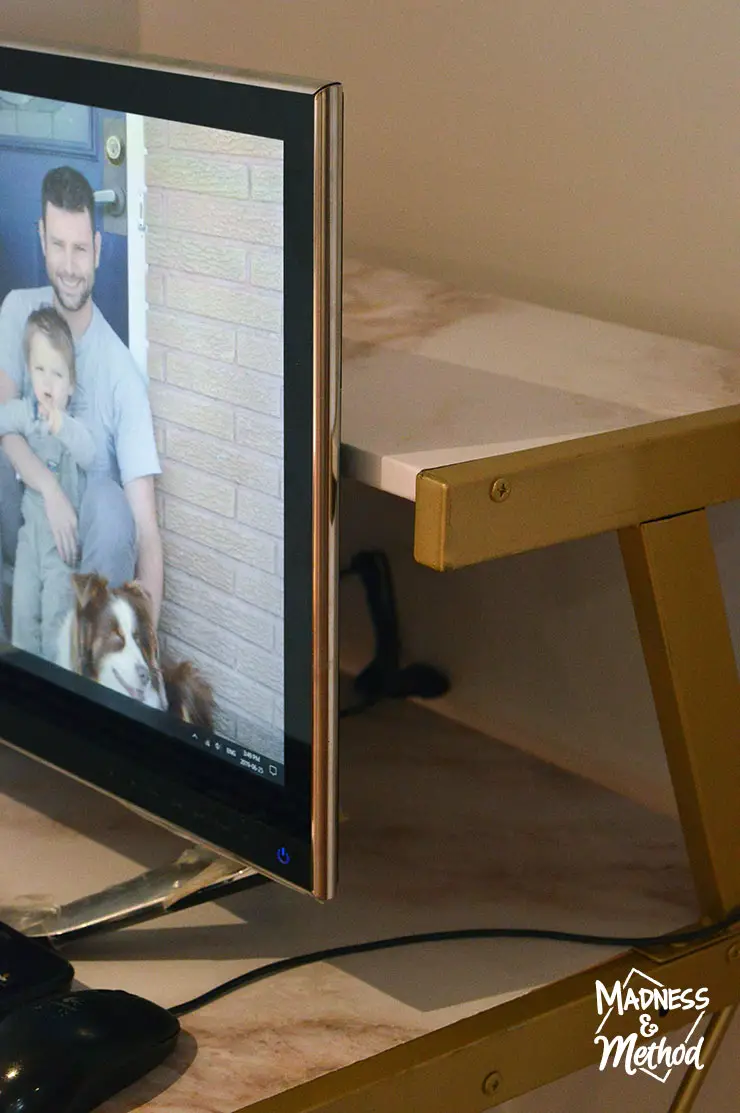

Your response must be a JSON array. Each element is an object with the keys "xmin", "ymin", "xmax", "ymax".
[{"xmin": 144, "ymin": 117, "xmax": 284, "ymax": 760}]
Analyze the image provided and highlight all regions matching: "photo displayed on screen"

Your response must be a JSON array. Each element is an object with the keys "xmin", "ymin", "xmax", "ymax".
[{"xmin": 0, "ymin": 96, "xmax": 285, "ymax": 781}]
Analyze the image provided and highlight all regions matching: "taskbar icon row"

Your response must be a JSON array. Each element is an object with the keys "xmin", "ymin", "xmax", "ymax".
[{"xmin": 185, "ymin": 726, "xmax": 285, "ymax": 785}]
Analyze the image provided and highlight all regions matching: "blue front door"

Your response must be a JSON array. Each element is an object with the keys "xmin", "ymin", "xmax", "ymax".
[{"xmin": 0, "ymin": 94, "xmax": 129, "ymax": 344}]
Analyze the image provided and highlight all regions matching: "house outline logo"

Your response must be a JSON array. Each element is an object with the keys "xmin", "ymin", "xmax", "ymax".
[{"xmin": 594, "ymin": 967, "xmax": 708, "ymax": 1083}]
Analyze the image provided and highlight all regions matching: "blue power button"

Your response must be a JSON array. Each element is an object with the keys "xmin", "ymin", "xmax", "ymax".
[{"xmin": 276, "ymin": 847, "xmax": 290, "ymax": 865}]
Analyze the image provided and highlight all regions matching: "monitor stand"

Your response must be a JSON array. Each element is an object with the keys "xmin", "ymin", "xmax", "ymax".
[{"xmin": 0, "ymin": 845, "xmax": 269, "ymax": 942}]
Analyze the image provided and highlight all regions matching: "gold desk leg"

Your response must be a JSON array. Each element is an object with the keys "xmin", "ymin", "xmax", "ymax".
[
  {"xmin": 668, "ymin": 1005, "xmax": 738, "ymax": 1113},
  {"xmin": 238, "ymin": 934, "xmax": 740, "ymax": 1113},
  {"xmin": 236, "ymin": 508, "xmax": 740, "ymax": 1113},
  {"xmin": 619, "ymin": 510, "xmax": 740, "ymax": 920}
]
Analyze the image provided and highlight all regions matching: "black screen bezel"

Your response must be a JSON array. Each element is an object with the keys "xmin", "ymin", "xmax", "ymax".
[{"xmin": 0, "ymin": 43, "xmax": 323, "ymax": 892}]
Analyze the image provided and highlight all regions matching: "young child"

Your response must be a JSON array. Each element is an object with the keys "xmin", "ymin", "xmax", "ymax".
[{"xmin": 0, "ymin": 306, "xmax": 95, "ymax": 661}]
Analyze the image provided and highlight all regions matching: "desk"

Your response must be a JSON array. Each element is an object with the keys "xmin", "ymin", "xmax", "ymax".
[
  {"xmin": 3, "ymin": 260, "xmax": 740, "ymax": 1111},
  {"xmin": 341, "ymin": 258, "xmax": 740, "ymax": 502},
  {"xmin": 301, "ymin": 262, "xmax": 740, "ymax": 1110},
  {"xmin": 339, "ymin": 260, "xmax": 740, "ymax": 813},
  {"xmin": 0, "ymin": 698, "xmax": 723, "ymax": 1113}
]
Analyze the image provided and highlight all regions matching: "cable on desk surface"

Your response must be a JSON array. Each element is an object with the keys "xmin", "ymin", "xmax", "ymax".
[
  {"xmin": 168, "ymin": 904, "xmax": 740, "ymax": 1018},
  {"xmin": 168, "ymin": 552, "xmax": 730, "ymax": 1017}
]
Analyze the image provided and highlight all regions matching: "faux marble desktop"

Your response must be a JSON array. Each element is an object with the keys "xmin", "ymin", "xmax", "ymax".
[
  {"xmin": 3, "ymin": 261, "xmax": 740, "ymax": 1111},
  {"xmin": 341, "ymin": 259, "xmax": 740, "ymax": 499},
  {"xmin": 0, "ymin": 701, "xmax": 701, "ymax": 1112}
]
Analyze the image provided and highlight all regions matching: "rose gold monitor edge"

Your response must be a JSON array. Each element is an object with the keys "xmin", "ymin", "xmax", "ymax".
[{"xmin": 0, "ymin": 41, "xmax": 343, "ymax": 901}]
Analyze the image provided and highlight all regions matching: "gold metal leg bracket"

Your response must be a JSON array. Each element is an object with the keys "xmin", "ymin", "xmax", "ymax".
[
  {"xmin": 619, "ymin": 509, "xmax": 740, "ymax": 920},
  {"xmin": 238, "ymin": 929, "xmax": 740, "ymax": 1112}
]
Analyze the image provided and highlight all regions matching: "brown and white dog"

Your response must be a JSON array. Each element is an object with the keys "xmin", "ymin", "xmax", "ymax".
[{"xmin": 56, "ymin": 572, "xmax": 215, "ymax": 732}]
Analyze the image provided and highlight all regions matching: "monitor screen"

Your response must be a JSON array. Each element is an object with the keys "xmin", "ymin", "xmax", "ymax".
[{"xmin": 0, "ymin": 42, "xmax": 341, "ymax": 898}]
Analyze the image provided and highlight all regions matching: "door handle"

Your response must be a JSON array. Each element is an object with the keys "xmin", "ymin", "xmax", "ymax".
[{"xmin": 93, "ymin": 187, "xmax": 126, "ymax": 218}]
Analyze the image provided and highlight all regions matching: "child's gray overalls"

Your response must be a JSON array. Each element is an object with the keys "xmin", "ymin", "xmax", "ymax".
[{"xmin": 0, "ymin": 398, "xmax": 92, "ymax": 661}]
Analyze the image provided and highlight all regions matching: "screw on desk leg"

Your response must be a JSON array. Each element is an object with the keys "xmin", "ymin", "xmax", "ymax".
[
  {"xmin": 481, "ymin": 1070, "xmax": 501, "ymax": 1096},
  {"xmin": 489, "ymin": 478, "xmax": 511, "ymax": 503}
]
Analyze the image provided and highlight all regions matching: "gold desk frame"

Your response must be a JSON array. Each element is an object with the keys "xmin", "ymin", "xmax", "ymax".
[{"xmin": 241, "ymin": 403, "xmax": 740, "ymax": 1113}]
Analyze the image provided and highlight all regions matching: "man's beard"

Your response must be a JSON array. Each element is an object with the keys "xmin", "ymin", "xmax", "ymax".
[{"xmin": 51, "ymin": 274, "xmax": 93, "ymax": 313}]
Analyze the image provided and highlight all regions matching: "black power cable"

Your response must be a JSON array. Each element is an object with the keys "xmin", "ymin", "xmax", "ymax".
[
  {"xmin": 340, "ymin": 550, "xmax": 450, "ymax": 719},
  {"xmin": 169, "ymin": 905, "xmax": 740, "ymax": 1018}
]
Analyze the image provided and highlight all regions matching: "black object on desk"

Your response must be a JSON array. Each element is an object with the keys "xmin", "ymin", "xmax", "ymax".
[
  {"xmin": 0, "ymin": 920, "xmax": 74, "ymax": 1016},
  {"xmin": 0, "ymin": 988, "xmax": 180, "ymax": 1113}
]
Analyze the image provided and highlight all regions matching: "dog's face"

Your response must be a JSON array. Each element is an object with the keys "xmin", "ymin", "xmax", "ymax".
[{"xmin": 68, "ymin": 573, "xmax": 165, "ymax": 708}]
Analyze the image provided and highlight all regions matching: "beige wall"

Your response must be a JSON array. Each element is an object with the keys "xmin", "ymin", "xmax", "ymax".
[
  {"xmin": 12, "ymin": 3, "xmax": 739, "ymax": 808},
  {"xmin": 1, "ymin": 0, "xmax": 138, "ymax": 53},
  {"xmin": 140, "ymin": 0, "xmax": 740, "ymax": 350},
  {"xmin": 9, "ymin": 1, "xmax": 737, "ymax": 348},
  {"xmin": 138, "ymin": 1, "xmax": 740, "ymax": 814}
]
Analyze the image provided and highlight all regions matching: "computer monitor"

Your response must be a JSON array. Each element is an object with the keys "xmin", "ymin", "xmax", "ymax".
[{"xmin": 0, "ymin": 41, "xmax": 342, "ymax": 901}]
